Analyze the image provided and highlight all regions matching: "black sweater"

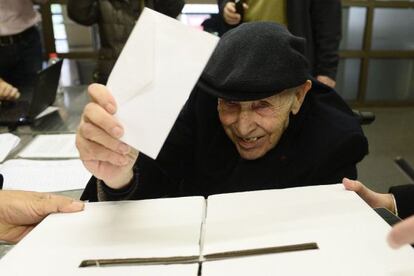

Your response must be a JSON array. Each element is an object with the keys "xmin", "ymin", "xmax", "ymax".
[{"xmin": 84, "ymin": 80, "xmax": 369, "ymax": 201}]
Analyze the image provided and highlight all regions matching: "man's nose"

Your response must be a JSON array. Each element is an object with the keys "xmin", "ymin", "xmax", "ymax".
[{"xmin": 235, "ymin": 110, "xmax": 256, "ymax": 136}]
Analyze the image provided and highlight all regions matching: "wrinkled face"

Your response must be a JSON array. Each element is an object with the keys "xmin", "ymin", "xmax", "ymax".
[{"xmin": 218, "ymin": 89, "xmax": 298, "ymax": 160}]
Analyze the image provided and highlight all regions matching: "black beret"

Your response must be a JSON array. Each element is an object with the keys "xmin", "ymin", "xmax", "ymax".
[{"xmin": 198, "ymin": 22, "xmax": 309, "ymax": 101}]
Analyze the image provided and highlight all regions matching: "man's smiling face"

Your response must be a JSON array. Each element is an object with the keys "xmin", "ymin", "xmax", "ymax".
[{"xmin": 218, "ymin": 84, "xmax": 309, "ymax": 160}]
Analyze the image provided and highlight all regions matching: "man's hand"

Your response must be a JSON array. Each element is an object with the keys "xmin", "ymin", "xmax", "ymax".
[
  {"xmin": 388, "ymin": 215, "xmax": 414, "ymax": 249},
  {"xmin": 342, "ymin": 178, "xmax": 396, "ymax": 213},
  {"xmin": 76, "ymin": 84, "xmax": 138, "ymax": 189},
  {"xmin": 223, "ymin": 2, "xmax": 248, "ymax": 25},
  {"xmin": 0, "ymin": 79, "xmax": 20, "ymax": 101},
  {"xmin": 0, "ymin": 190, "xmax": 84, "ymax": 243},
  {"xmin": 316, "ymin": 75, "xmax": 336, "ymax": 88}
]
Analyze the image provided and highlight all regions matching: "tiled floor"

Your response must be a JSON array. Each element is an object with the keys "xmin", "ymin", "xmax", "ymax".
[{"xmin": 358, "ymin": 107, "xmax": 414, "ymax": 193}]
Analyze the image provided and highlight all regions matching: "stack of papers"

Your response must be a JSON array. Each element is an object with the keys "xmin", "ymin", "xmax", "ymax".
[
  {"xmin": 0, "ymin": 185, "xmax": 413, "ymax": 275},
  {"xmin": 0, "ymin": 159, "xmax": 90, "ymax": 192},
  {"xmin": 17, "ymin": 134, "xmax": 79, "ymax": 159},
  {"xmin": 0, "ymin": 133, "xmax": 20, "ymax": 162}
]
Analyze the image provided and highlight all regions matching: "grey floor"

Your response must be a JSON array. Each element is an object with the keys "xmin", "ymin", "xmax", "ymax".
[{"xmin": 357, "ymin": 107, "xmax": 414, "ymax": 193}]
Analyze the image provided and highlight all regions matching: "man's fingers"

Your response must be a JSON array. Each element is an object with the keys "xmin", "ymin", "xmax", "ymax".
[
  {"xmin": 79, "ymin": 121, "xmax": 130, "ymax": 155},
  {"xmin": 87, "ymin": 83, "xmax": 117, "ymax": 114},
  {"xmin": 0, "ymin": 225, "xmax": 33, "ymax": 244},
  {"xmin": 343, "ymin": 178, "xmax": 395, "ymax": 211},
  {"xmin": 225, "ymin": 2, "xmax": 236, "ymax": 13},
  {"xmin": 38, "ymin": 194, "xmax": 84, "ymax": 215},
  {"xmin": 343, "ymin": 178, "xmax": 374, "ymax": 201},
  {"xmin": 224, "ymin": 3, "xmax": 241, "ymax": 25},
  {"xmin": 388, "ymin": 215, "xmax": 414, "ymax": 249},
  {"xmin": 342, "ymin": 178, "xmax": 365, "ymax": 193},
  {"xmin": 83, "ymin": 102, "xmax": 124, "ymax": 139},
  {"xmin": 317, "ymin": 75, "xmax": 336, "ymax": 88},
  {"xmin": 82, "ymin": 160, "xmax": 132, "ymax": 183},
  {"xmin": 77, "ymin": 133, "xmax": 131, "ymax": 167}
]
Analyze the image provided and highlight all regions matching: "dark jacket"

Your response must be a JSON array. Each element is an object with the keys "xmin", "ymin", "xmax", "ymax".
[
  {"xmin": 218, "ymin": 0, "xmax": 342, "ymax": 80},
  {"xmin": 83, "ymin": 80, "xmax": 368, "ymax": 201},
  {"xmin": 67, "ymin": 0, "xmax": 184, "ymax": 84},
  {"xmin": 389, "ymin": 185, "xmax": 414, "ymax": 219}
]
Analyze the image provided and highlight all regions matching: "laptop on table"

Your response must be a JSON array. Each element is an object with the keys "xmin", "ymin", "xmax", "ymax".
[{"xmin": 0, "ymin": 59, "xmax": 63, "ymax": 127}]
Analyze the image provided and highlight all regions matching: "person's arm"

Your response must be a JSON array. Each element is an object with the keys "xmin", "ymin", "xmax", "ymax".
[
  {"xmin": 0, "ymin": 79, "xmax": 20, "ymax": 101},
  {"xmin": 67, "ymin": 0, "xmax": 99, "ymax": 26},
  {"xmin": 0, "ymin": 190, "xmax": 84, "ymax": 243},
  {"xmin": 388, "ymin": 215, "xmax": 414, "ymax": 249},
  {"xmin": 152, "ymin": 0, "xmax": 185, "ymax": 18},
  {"xmin": 343, "ymin": 179, "xmax": 414, "ymax": 219},
  {"xmin": 343, "ymin": 179, "xmax": 414, "ymax": 248},
  {"xmin": 76, "ymin": 84, "xmax": 137, "ymax": 190},
  {"xmin": 310, "ymin": 0, "xmax": 342, "ymax": 85},
  {"xmin": 342, "ymin": 178, "xmax": 397, "ymax": 213}
]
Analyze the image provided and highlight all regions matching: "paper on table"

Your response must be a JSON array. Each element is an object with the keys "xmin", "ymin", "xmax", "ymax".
[
  {"xmin": 0, "ymin": 159, "xmax": 90, "ymax": 192},
  {"xmin": 107, "ymin": 8, "xmax": 219, "ymax": 159},
  {"xmin": 0, "ymin": 198, "xmax": 205, "ymax": 276},
  {"xmin": 18, "ymin": 134, "xmax": 79, "ymax": 158},
  {"xmin": 35, "ymin": 106, "xmax": 59, "ymax": 119},
  {"xmin": 202, "ymin": 185, "xmax": 414, "ymax": 276},
  {"xmin": 0, "ymin": 133, "xmax": 20, "ymax": 162}
]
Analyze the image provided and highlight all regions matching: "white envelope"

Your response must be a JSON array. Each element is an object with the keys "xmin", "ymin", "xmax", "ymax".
[{"xmin": 107, "ymin": 8, "xmax": 219, "ymax": 159}]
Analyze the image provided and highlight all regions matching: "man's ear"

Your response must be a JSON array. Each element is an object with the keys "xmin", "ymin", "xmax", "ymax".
[{"xmin": 291, "ymin": 80, "xmax": 312, "ymax": 115}]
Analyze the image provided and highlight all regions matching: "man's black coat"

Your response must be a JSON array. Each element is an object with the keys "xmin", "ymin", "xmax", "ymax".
[{"xmin": 84, "ymin": 80, "xmax": 368, "ymax": 201}]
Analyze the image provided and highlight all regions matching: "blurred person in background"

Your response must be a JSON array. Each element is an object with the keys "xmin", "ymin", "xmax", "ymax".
[
  {"xmin": 0, "ymin": 0, "xmax": 47, "ymax": 98},
  {"xmin": 219, "ymin": 0, "xmax": 341, "ymax": 88},
  {"xmin": 67, "ymin": 0, "xmax": 185, "ymax": 84}
]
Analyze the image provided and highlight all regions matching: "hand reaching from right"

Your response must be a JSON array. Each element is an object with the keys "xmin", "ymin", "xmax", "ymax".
[
  {"xmin": 76, "ymin": 84, "xmax": 138, "ymax": 189},
  {"xmin": 342, "ymin": 178, "xmax": 396, "ymax": 213}
]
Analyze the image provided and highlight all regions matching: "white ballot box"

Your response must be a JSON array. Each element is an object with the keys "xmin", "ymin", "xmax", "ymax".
[{"xmin": 1, "ymin": 184, "xmax": 413, "ymax": 275}]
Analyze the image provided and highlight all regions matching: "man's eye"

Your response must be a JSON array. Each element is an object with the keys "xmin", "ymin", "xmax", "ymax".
[
  {"xmin": 254, "ymin": 101, "xmax": 271, "ymax": 109},
  {"xmin": 221, "ymin": 101, "xmax": 239, "ymax": 109},
  {"xmin": 223, "ymin": 101, "xmax": 238, "ymax": 106}
]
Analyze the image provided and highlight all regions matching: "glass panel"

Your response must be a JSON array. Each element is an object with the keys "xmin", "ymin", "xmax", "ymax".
[
  {"xmin": 335, "ymin": 59, "xmax": 361, "ymax": 101},
  {"xmin": 366, "ymin": 59, "xmax": 414, "ymax": 100},
  {"xmin": 51, "ymin": 4, "xmax": 99, "ymax": 53},
  {"xmin": 55, "ymin": 39, "xmax": 69, "ymax": 53},
  {"xmin": 372, "ymin": 8, "xmax": 414, "ymax": 50},
  {"xmin": 50, "ymin": 4, "xmax": 62, "ymax": 14},
  {"xmin": 53, "ymin": 24, "xmax": 67, "ymax": 39},
  {"xmin": 340, "ymin": 7, "xmax": 366, "ymax": 50},
  {"xmin": 52, "ymin": 14, "xmax": 64, "ymax": 24}
]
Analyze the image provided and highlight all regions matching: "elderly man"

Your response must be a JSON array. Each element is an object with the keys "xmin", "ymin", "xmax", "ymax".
[{"xmin": 76, "ymin": 22, "xmax": 368, "ymax": 201}]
